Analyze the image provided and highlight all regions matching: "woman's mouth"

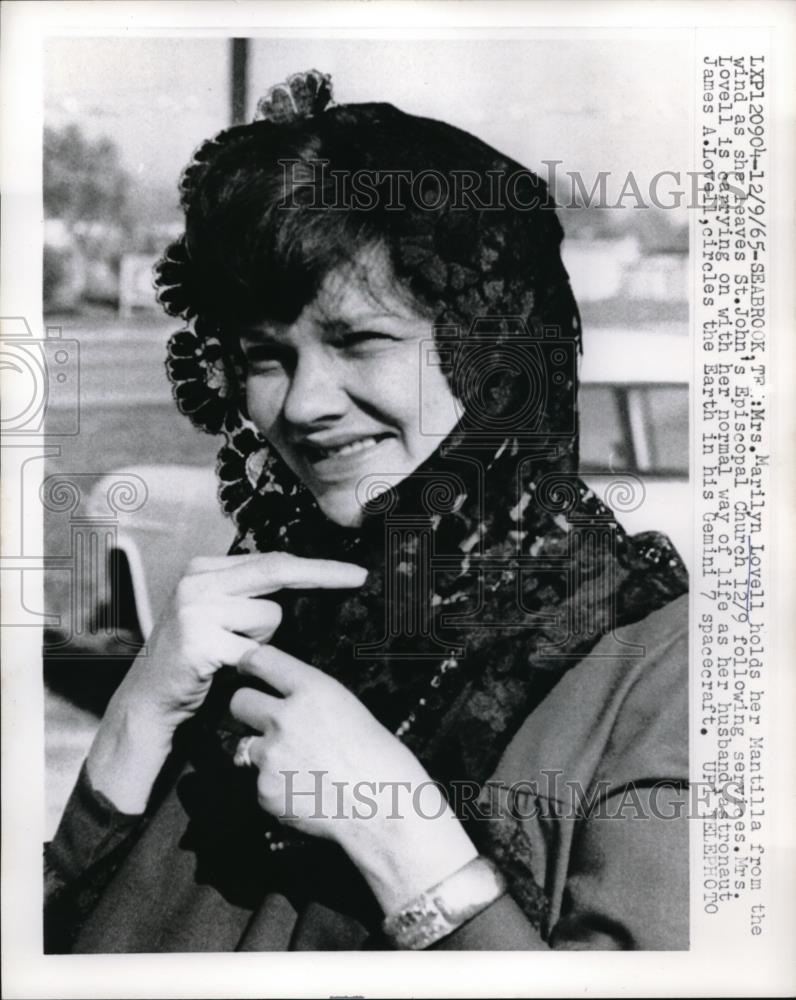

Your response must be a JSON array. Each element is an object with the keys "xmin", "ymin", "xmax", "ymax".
[
  {"xmin": 298, "ymin": 433, "xmax": 395, "ymax": 478},
  {"xmin": 306, "ymin": 434, "xmax": 389, "ymax": 461}
]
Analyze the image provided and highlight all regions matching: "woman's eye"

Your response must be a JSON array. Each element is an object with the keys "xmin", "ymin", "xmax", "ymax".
[
  {"xmin": 242, "ymin": 345, "xmax": 288, "ymax": 374},
  {"xmin": 249, "ymin": 362, "xmax": 284, "ymax": 375},
  {"xmin": 338, "ymin": 331, "xmax": 396, "ymax": 353}
]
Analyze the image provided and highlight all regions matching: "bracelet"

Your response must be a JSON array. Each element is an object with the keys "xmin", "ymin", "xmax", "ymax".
[{"xmin": 381, "ymin": 856, "xmax": 507, "ymax": 950}]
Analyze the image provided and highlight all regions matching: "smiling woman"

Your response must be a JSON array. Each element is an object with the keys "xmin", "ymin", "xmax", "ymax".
[
  {"xmin": 240, "ymin": 248, "xmax": 460, "ymax": 527},
  {"xmin": 44, "ymin": 70, "xmax": 689, "ymax": 953}
]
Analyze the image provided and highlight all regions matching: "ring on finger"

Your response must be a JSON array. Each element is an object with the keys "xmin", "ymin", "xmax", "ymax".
[{"xmin": 233, "ymin": 734, "xmax": 258, "ymax": 769}]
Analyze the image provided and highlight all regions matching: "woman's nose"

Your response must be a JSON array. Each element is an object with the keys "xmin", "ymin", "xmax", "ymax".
[{"xmin": 281, "ymin": 351, "xmax": 349, "ymax": 426}]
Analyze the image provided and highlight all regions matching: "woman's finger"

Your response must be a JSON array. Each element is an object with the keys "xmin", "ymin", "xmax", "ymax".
[
  {"xmin": 187, "ymin": 553, "xmax": 267, "ymax": 574},
  {"xmin": 214, "ymin": 598, "xmax": 283, "ymax": 639},
  {"xmin": 206, "ymin": 632, "xmax": 266, "ymax": 675},
  {"xmin": 236, "ymin": 643, "xmax": 317, "ymax": 696},
  {"xmin": 230, "ymin": 686, "xmax": 283, "ymax": 731},
  {"xmin": 184, "ymin": 553, "xmax": 367, "ymax": 600}
]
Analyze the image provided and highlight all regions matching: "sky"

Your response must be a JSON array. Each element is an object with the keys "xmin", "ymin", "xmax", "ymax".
[{"xmin": 45, "ymin": 34, "xmax": 691, "ymax": 213}]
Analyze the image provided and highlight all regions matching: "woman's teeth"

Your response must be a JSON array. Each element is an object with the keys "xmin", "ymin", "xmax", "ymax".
[{"xmin": 316, "ymin": 436, "xmax": 383, "ymax": 459}]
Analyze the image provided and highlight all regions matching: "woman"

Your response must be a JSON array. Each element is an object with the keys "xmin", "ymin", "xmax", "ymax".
[{"xmin": 45, "ymin": 70, "xmax": 689, "ymax": 952}]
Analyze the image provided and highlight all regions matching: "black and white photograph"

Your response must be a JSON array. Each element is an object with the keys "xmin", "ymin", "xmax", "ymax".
[
  {"xmin": 2, "ymin": 2, "xmax": 794, "ymax": 997},
  {"xmin": 41, "ymin": 30, "xmax": 692, "ymax": 954}
]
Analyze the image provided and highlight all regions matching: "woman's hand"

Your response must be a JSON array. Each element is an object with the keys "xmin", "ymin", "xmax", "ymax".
[
  {"xmin": 230, "ymin": 646, "xmax": 478, "ymax": 914},
  {"xmin": 109, "ymin": 553, "xmax": 367, "ymax": 731},
  {"xmin": 85, "ymin": 553, "xmax": 367, "ymax": 814}
]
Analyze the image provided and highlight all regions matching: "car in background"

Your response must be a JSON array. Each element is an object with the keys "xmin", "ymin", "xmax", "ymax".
[
  {"xmin": 84, "ymin": 464, "xmax": 232, "ymax": 640},
  {"xmin": 579, "ymin": 328, "xmax": 690, "ymax": 564}
]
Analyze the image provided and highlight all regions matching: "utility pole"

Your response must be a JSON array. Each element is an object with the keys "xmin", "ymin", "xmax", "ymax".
[{"xmin": 230, "ymin": 38, "xmax": 249, "ymax": 125}]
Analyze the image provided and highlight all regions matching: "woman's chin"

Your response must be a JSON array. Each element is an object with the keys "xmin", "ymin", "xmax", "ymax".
[{"xmin": 314, "ymin": 492, "xmax": 367, "ymax": 528}]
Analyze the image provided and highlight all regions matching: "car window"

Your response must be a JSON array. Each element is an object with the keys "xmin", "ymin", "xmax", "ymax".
[
  {"xmin": 579, "ymin": 385, "xmax": 633, "ymax": 471},
  {"xmin": 579, "ymin": 384, "xmax": 688, "ymax": 476},
  {"xmin": 640, "ymin": 385, "xmax": 689, "ymax": 474}
]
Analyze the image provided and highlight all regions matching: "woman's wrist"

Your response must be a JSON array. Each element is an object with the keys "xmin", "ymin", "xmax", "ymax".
[
  {"xmin": 337, "ymin": 780, "xmax": 479, "ymax": 916},
  {"xmin": 382, "ymin": 856, "xmax": 507, "ymax": 949},
  {"xmin": 85, "ymin": 689, "xmax": 176, "ymax": 816}
]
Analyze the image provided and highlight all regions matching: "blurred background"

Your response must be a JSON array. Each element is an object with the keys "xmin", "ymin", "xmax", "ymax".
[{"xmin": 42, "ymin": 35, "xmax": 691, "ymax": 833}]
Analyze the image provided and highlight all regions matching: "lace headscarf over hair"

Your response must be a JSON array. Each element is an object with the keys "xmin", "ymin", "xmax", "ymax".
[
  {"xmin": 156, "ymin": 70, "xmax": 584, "ymax": 545},
  {"xmin": 154, "ymin": 71, "xmax": 687, "ymax": 938}
]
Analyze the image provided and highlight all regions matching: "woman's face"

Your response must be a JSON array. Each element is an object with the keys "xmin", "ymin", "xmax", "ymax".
[{"xmin": 240, "ymin": 249, "xmax": 461, "ymax": 527}]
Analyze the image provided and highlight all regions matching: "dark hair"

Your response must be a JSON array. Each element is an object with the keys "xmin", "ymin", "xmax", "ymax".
[
  {"xmin": 156, "ymin": 101, "xmax": 581, "ymax": 443},
  {"xmin": 158, "ymin": 103, "xmax": 577, "ymax": 328}
]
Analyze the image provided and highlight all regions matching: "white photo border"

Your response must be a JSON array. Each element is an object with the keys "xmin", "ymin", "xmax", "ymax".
[{"xmin": 2, "ymin": 2, "xmax": 794, "ymax": 998}]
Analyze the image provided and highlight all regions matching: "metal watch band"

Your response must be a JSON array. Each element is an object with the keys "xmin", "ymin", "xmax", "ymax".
[{"xmin": 381, "ymin": 856, "xmax": 507, "ymax": 950}]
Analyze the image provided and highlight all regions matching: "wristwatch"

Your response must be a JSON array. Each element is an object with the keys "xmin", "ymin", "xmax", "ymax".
[{"xmin": 381, "ymin": 855, "xmax": 507, "ymax": 950}]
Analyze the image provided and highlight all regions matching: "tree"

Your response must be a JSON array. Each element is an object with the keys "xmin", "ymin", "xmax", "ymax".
[{"xmin": 44, "ymin": 124, "xmax": 130, "ymax": 228}]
